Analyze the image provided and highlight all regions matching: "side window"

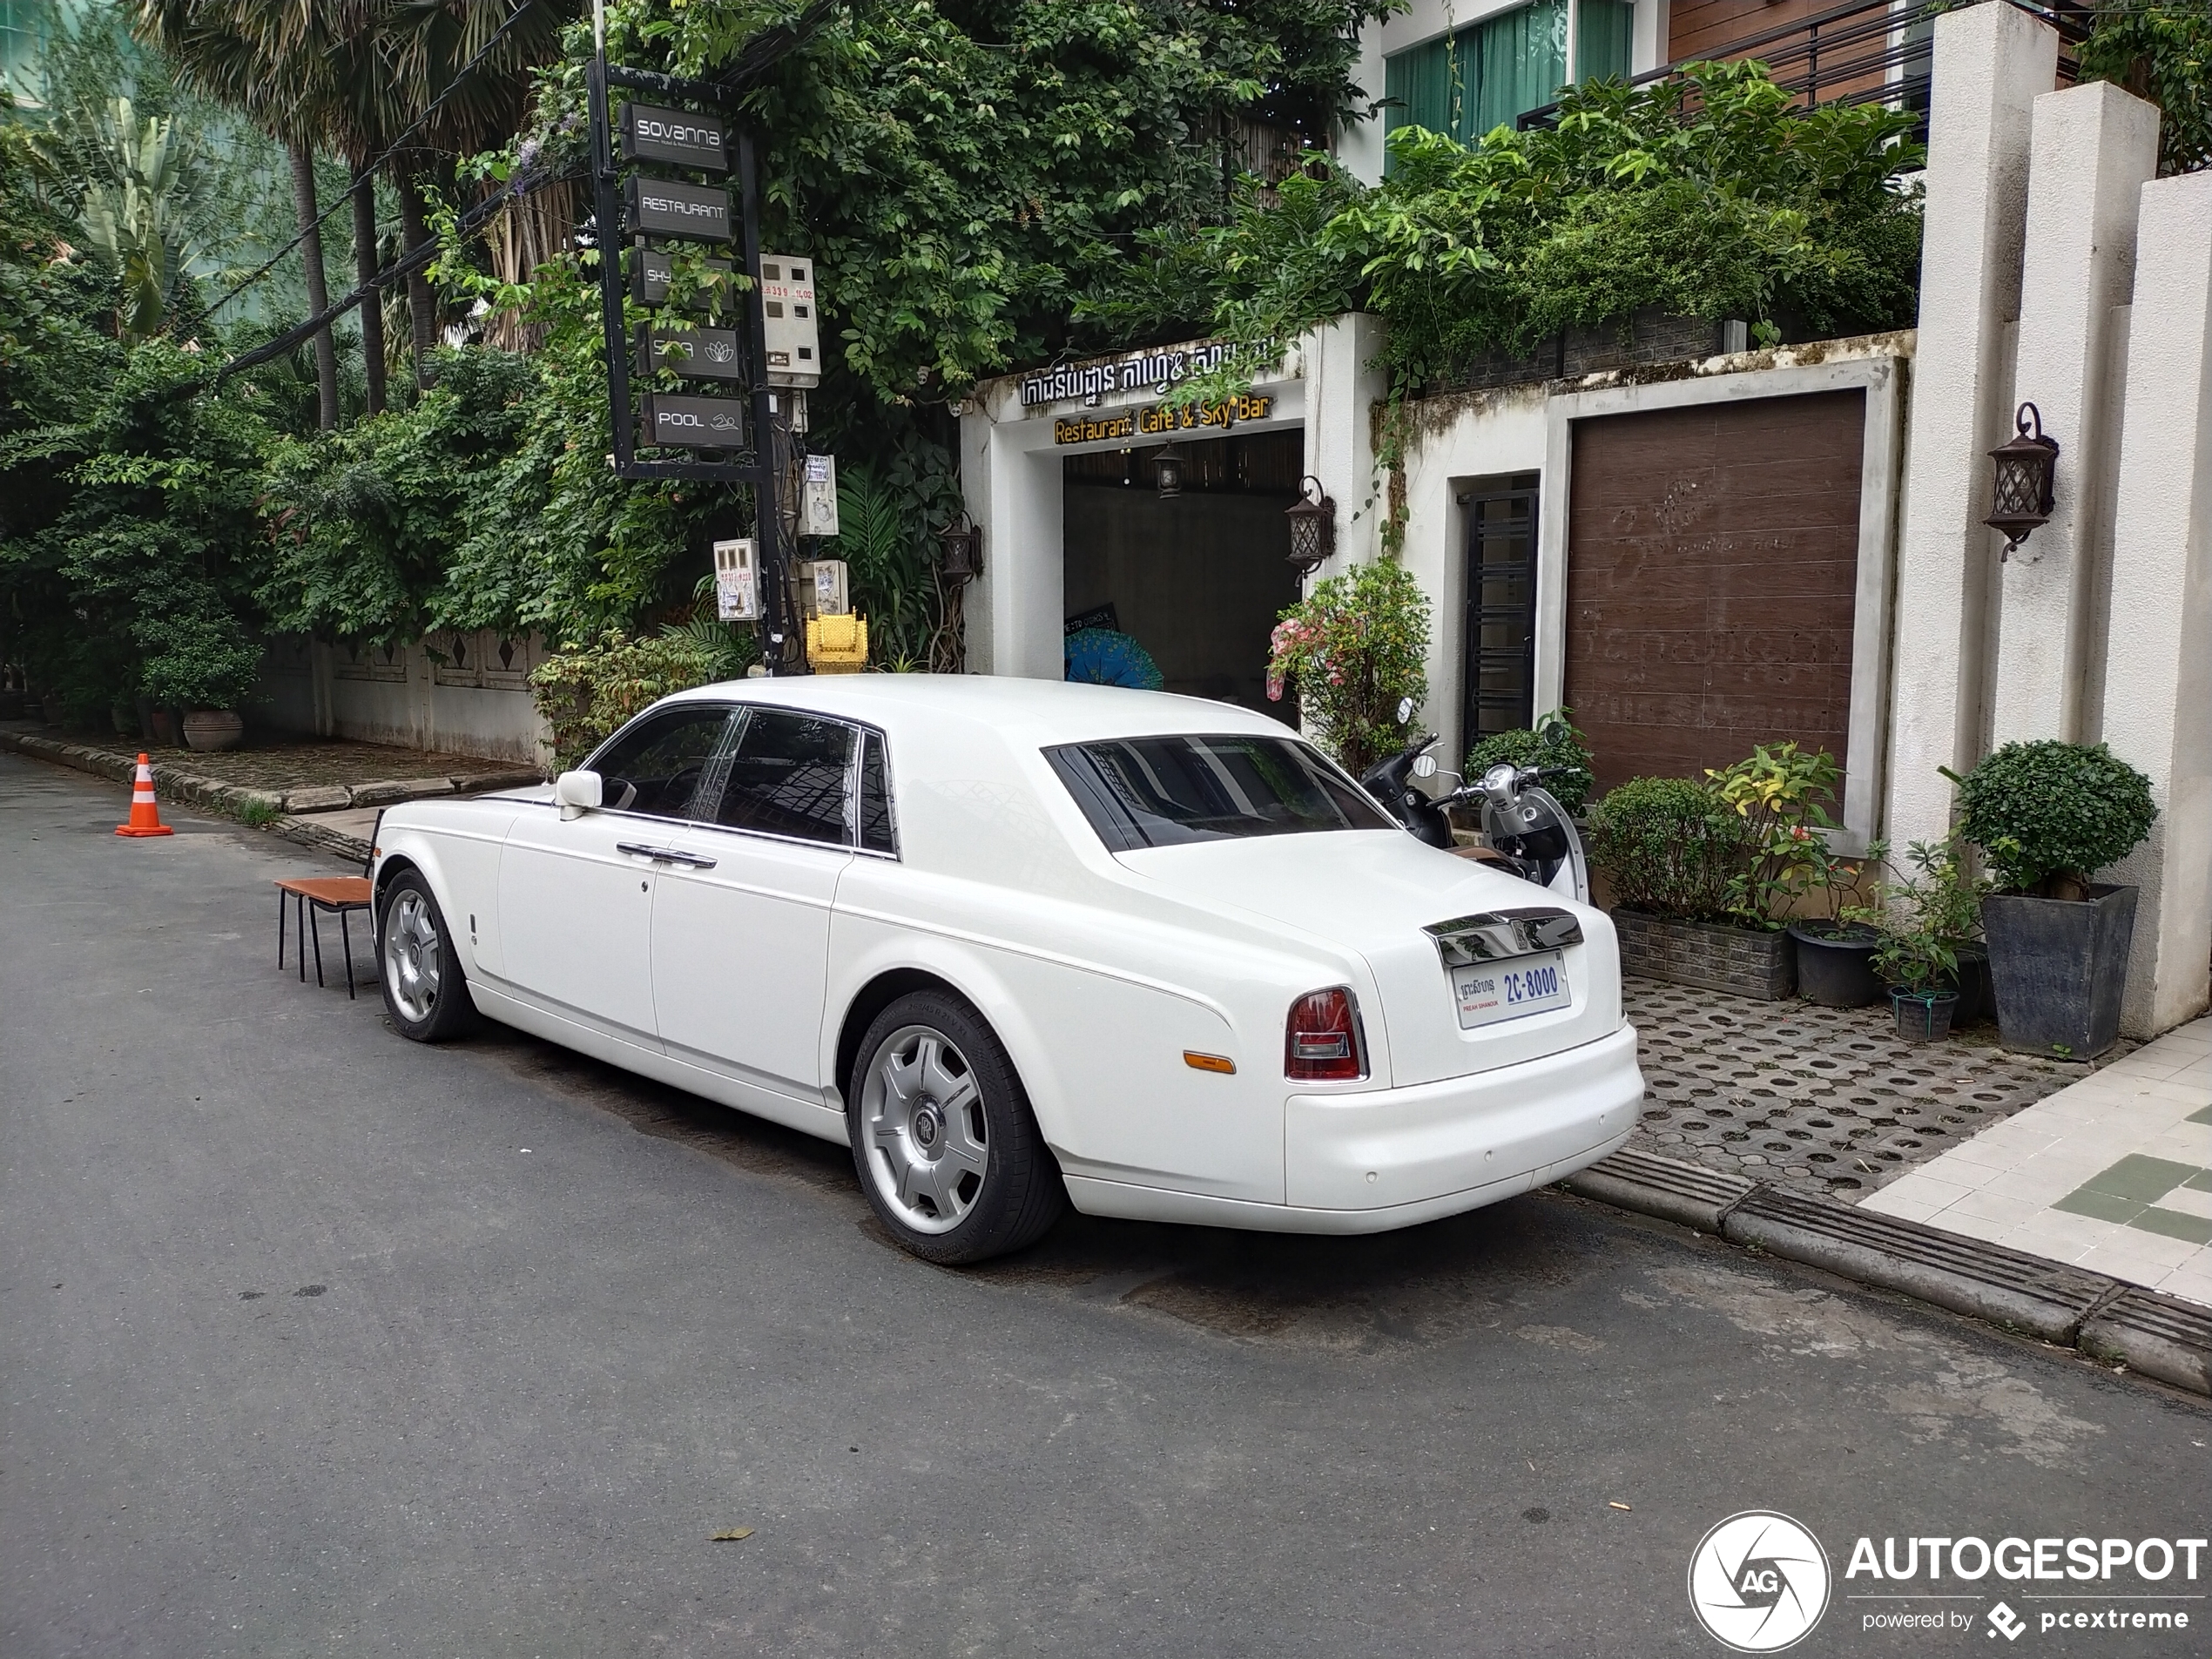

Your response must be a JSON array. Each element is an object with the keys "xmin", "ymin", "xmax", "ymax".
[
  {"xmin": 707, "ymin": 709, "xmax": 855, "ymax": 846},
  {"xmin": 587, "ymin": 707, "xmax": 734, "ymax": 819},
  {"xmin": 858, "ymin": 729, "xmax": 896, "ymax": 855}
]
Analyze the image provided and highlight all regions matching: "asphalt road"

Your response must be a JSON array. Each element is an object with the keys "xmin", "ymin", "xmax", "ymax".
[{"xmin": 4, "ymin": 749, "xmax": 2209, "ymax": 1659}]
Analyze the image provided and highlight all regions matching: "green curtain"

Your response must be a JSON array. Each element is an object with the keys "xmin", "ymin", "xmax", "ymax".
[
  {"xmin": 1575, "ymin": 0, "xmax": 1635, "ymax": 84},
  {"xmin": 1470, "ymin": 0, "xmax": 1567, "ymax": 138},
  {"xmin": 1383, "ymin": 31, "xmax": 1457, "ymax": 143},
  {"xmin": 1384, "ymin": 0, "xmax": 1574, "ymax": 163}
]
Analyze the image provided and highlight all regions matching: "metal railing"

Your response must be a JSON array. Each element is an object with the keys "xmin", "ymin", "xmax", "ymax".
[{"xmin": 1518, "ymin": 0, "xmax": 2089, "ymax": 132}]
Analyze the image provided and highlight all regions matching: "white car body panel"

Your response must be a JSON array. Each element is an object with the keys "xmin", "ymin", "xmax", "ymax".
[{"xmin": 370, "ymin": 675, "xmax": 1643, "ymax": 1237}]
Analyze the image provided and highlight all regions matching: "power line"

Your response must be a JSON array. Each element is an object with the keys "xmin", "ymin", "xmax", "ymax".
[{"xmin": 201, "ymin": 0, "xmax": 547, "ymax": 320}]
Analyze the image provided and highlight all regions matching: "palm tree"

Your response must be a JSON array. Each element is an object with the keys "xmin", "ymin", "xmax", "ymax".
[
  {"xmin": 137, "ymin": 2, "xmax": 565, "ymax": 400},
  {"xmin": 133, "ymin": 1, "xmax": 341, "ymax": 426}
]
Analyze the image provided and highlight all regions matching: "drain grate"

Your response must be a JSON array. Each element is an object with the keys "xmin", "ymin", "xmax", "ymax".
[{"xmin": 1623, "ymin": 978, "xmax": 2127, "ymax": 1204}]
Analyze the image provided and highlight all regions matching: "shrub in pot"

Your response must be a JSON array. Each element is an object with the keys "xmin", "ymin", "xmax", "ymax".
[
  {"xmin": 1587, "ymin": 776, "xmax": 1786, "ymax": 997},
  {"xmin": 1845, "ymin": 833, "xmax": 1993, "ymax": 1022},
  {"xmin": 1948, "ymin": 741, "xmax": 2156, "ymax": 1058},
  {"xmin": 137, "ymin": 616, "xmax": 263, "ymax": 754},
  {"xmin": 1788, "ymin": 840, "xmax": 1885, "ymax": 1008},
  {"xmin": 1466, "ymin": 708, "xmax": 1596, "ymax": 816},
  {"xmin": 1871, "ymin": 921, "xmax": 1960, "ymax": 1043}
]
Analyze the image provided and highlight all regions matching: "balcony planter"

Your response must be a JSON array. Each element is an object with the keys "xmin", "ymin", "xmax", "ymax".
[
  {"xmin": 1614, "ymin": 908, "xmax": 1796, "ymax": 1000},
  {"xmin": 1786, "ymin": 921, "xmax": 1882, "ymax": 1008},
  {"xmin": 1981, "ymin": 886, "xmax": 2137, "ymax": 1059},
  {"xmin": 181, "ymin": 709, "xmax": 245, "ymax": 752},
  {"xmin": 1891, "ymin": 987, "xmax": 1959, "ymax": 1043}
]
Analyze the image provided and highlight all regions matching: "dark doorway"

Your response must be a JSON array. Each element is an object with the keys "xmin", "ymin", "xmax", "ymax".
[
  {"xmin": 1062, "ymin": 430, "xmax": 1304, "ymax": 719},
  {"xmin": 1460, "ymin": 471, "xmax": 1540, "ymax": 752}
]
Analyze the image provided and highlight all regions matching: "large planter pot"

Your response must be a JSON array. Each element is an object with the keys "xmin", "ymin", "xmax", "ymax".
[
  {"xmin": 1787, "ymin": 921, "xmax": 1882, "ymax": 1008},
  {"xmin": 180, "ymin": 709, "xmax": 245, "ymax": 752},
  {"xmin": 1614, "ymin": 908, "xmax": 1796, "ymax": 1000},
  {"xmin": 0, "ymin": 688, "xmax": 22, "ymax": 720},
  {"xmin": 1981, "ymin": 887, "xmax": 2138, "ymax": 1059},
  {"xmin": 147, "ymin": 707, "xmax": 179, "ymax": 748},
  {"xmin": 1941, "ymin": 944, "xmax": 1992, "ymax": 1026}
]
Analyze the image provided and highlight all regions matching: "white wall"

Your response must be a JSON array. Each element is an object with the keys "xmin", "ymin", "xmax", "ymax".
[
  {"xmin": 2099, "ymin": 172, "xmax": 2212, "ymax": 1039},
  {"xmin": 1882, "ymin": 2, "xmax": 2058, "ymax": 857}
]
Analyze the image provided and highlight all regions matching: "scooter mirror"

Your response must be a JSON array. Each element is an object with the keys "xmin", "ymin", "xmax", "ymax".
[
  {"xmin": 1412, "ymin": 753, "xmax": 1439, "ymax": 779},
  {"xmin": 1396, "ymin": 696, "xmax": 1414, "ymax": 724}
]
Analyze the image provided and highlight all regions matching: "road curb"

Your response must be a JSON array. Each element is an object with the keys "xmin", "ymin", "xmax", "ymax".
[{"xmin": 1562, "ymin": 1148, "xmax": 2211, "ymax": 1394}]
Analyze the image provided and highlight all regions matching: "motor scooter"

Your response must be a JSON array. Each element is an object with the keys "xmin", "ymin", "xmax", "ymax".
[{"xmin": 1359, "ymin": 700, "xmax": 1591, "ymax": 906}]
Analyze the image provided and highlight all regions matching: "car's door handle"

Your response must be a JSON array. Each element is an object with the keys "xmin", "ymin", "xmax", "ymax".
[{"xmin": 615, "ymin": 842, "xmax": 718, "ymax": 870}]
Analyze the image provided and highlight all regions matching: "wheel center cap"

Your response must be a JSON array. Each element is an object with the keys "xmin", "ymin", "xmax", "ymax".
[{"xmin": 912, "ymin": 1103, "xmax": 941, "ymax": 1150}]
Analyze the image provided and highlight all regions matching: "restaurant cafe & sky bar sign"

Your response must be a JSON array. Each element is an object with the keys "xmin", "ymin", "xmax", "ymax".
[{"xmin": 1052, "ymin": 393, "xmax": 1276, "ymax": 447}]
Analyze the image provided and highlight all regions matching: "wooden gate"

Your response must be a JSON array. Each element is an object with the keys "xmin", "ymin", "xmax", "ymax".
[{"xmin": 1564, "ymin": 389, "xmax": 1865, "ymax": 799}]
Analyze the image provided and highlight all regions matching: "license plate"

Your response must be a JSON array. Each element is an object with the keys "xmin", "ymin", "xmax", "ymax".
[{"xmin": 1451, "ymin": 949, "xmax": 1571, "ymax": 1028}]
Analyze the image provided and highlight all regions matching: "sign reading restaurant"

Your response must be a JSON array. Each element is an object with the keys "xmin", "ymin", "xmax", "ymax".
[
  {"xmin": 1054, "ymin": 393, "xmax": 1274, "ymax": 446},
  {"xmin": 1021, "ymin": 341, "xmax": 1240, "ymax": 408}
]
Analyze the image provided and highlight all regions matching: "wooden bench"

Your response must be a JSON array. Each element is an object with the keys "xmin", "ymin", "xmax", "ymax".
[{"xmin": 274, "ymin": 876, "xmax": 374, "ymax": 999}]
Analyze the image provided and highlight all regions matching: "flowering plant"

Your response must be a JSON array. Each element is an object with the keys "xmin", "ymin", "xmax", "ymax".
[
  {"xmin": 1704, "ymin": 741, "xmax": 1843, "ymax": 927},
  {"xmin": 1266, "ymin": 559, "xmax": 1431, "ymax": 773}
]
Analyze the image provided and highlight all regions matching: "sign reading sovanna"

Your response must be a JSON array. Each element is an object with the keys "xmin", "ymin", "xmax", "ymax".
[
  {"xmin": 624, "ymin": 176, "xmax": 732, "ymax": 243},
  {"xmin": 1053, "ymin": 394, "xmax": 1273, "ymax": 446},
  {"xmin": 1022, "ymin": 341, "xmax": 1240, "ymax": 408},
  {"xmin": 620, "ymin": 102, "xmax": 728, "ymax": 172},
  {"xmin": 643, "ymin": 392, "xmax": 747, "ymax": 448}
]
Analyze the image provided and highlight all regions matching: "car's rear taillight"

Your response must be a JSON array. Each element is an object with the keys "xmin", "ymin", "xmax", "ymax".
[{"xmin": 1285, "ymin": 987, "xmax": 1366, "ymax": 1082}]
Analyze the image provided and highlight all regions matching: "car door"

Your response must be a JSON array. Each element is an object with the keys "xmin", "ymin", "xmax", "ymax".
[
  {"xmin": 651, "ymin": 706, "xmax": 865, "ymax": 1103},
  {"xmin": 495, "ymin": 704, "xmax": 736, "ymax": 1048}
]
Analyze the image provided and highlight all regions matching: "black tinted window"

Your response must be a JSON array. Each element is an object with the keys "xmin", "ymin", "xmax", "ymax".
[
  {"xmin": 1047, "ymin": 734, "xmax": 1393, "ymax": 851},
  {"xmin": 858, "ymin": 730, "xmax": 896, "ymax": 855},
  {"xmin": 709, "ymin": 709, "xmax": 854, "ymax": 845},
  {"xmin": 589, "ymin": 707, "xmax": 733, "ymax": 819}
]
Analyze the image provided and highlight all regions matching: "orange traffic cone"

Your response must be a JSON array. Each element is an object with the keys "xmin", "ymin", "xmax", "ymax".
[{"xmin": 114, "ymin": 752, "xmax": 173, "ymax": 838}]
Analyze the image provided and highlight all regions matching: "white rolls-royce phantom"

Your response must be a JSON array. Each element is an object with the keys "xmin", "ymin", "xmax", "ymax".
[{"xmin": 369, "ymin": 676, "xmax": 1642, "ymax": 1262}]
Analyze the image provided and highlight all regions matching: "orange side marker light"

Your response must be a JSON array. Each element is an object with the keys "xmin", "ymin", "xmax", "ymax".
[{"xmin": 1183, "ymin": 1051, "xmax": 1236, "ymax": 1076}]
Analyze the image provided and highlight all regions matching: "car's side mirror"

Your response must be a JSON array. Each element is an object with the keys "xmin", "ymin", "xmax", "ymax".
[{"xmin": 555, "ymin": 769, "xmax": 603, "ymax": 821}]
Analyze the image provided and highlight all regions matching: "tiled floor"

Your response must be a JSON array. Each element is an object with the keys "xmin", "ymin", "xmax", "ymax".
[{"xmin": 1859, "ymin": 1018, "xmax": 2212, "ymax": 1306}]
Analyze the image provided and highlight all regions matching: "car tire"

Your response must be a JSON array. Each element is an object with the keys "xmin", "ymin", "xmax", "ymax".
[
  {"xmin": 847, "ymin": 990, "xmax": 1066, "ymax": 1264},
  {"xmin": 376, "ymin": 869, "xmax": 478, "ymax": 1042}
]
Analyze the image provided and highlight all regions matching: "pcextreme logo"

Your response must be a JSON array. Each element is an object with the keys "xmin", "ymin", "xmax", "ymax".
[{"xmin": 1689, "ymin": 1511, "xmax": 1833, "ymax": 1652}]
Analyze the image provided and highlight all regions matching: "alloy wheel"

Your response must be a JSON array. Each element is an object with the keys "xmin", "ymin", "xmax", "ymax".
[
  {"xmin": 860, "ymin": 1024, "xmax": 989, "ymax": 1235},
  {"xmin": 383, "ymin": 889, "xmax": 442, "ymax": 1023}
]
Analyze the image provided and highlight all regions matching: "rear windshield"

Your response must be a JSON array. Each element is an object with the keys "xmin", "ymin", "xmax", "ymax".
[{"xmin": 1045, "ymin": 734, "xmax": 1393, "ymax": 851}]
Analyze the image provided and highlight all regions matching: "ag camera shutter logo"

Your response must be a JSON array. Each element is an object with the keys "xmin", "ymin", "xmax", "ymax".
[{"xmin": 1689, "ymin": 1511, "xmax": 1831, "ymax": 1652}]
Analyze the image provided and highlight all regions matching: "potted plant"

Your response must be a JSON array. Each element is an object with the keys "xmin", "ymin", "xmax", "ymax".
[
  {"xmin": 1871, "ymin": 921, "xmax": 1960, "ymax": 1042},
  {"xmin": 1265, "ymin": 560, "xmax": 1431, "ymax": 775},
  {"xmin": 1947, "ymin": 740, "xmax": 2157, "ymax": 1058},
  {"xmin": 1465, "ymin": 708, "xmax": 1596, "ymax": 817},
  {"xmin": 1787, "ymin": 844, "xmax": 1883, "ymax": 1008},
  {"xmin": 1586, "ymin": 774, "xmax": 1788, "ymax": 998},
  {"xmin": 138, "ymin": 627, "xmax": 264, "ymax": 754}
]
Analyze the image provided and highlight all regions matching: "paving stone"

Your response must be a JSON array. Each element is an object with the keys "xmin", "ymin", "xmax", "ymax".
[
  {"xmin": 283, "ymin": 785, "xmax": 354, "ymax": 813},
  {"xmin": 1623, "ymin": 979, "xmax": 2134, "ymax": 1206},
  {"xmin": 349, "ymin": 778, "xmax": 455, "ymax": 807}
]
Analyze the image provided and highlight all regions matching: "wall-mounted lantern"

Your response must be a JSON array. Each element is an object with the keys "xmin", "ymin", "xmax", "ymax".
[
  {"xmin": 1150, "ymin": 442, "xmax": 1184, "ymax": 499},
  {"xmin": 935, "ymin": 509, "xmax": 981, "ymax": 584},
  {"xmin": 1285, "ymin": 475, "xmax": 1336, "ymax": 576},
  {"xmin": 1986, "ymin": 401, "xmax": 2060, "ymax": 561}
]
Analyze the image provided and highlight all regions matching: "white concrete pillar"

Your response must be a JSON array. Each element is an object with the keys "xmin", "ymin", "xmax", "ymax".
[
  {"xmin": 1300, "ymin": 313, "xmax": 1389, "ymax": 579},
  {"xmin": 1990, "ymin": 80, "xmax": 2158, "ymax": 747},
  {"xmin": 1337, "ymin": 21, "xmax": 1389, "ymax": 186},
  {"xmin": 958, "ymin": 395, "xmax": 1064, "ymax": 679},
  {"xmin": 2099, "ymin": 171, "xmax": 2212, "ymax": 1039},
  {"xmin": 1883, "ymin": 1, "xmax": 2056, "ymax": 853}
]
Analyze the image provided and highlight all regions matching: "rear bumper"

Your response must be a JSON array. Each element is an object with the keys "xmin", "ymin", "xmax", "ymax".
[
  {"xmin": 1287, "ymin": 1022, "xmax": 1643, "ymax": 1211},
  {"xmin": 1061, "ymin": 1024, "xmax": 1642, "ymax": 1235}
]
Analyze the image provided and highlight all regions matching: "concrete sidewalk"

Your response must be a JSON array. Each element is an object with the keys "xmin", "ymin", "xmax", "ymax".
[{"xmin": 1862, "ymin": 1019, "xmax": 2212, "ymax": 1306}]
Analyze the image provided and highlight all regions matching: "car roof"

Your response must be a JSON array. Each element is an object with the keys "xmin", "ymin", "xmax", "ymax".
[{"xmin": 660, "ymin": 673, "xmax": 1301, "ymax": 748}]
